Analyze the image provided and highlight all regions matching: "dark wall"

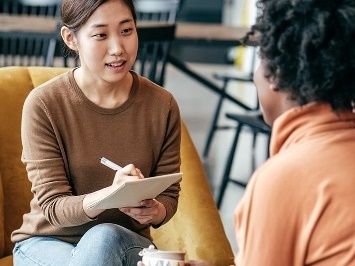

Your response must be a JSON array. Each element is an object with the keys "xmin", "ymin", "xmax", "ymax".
[
  {"xmin": 177, "ymin": 0, "xmax": 222, "ymax": 23},
  {"xmin": 171, "ymin": 0, "xmax": 231, "ymax": 64}
]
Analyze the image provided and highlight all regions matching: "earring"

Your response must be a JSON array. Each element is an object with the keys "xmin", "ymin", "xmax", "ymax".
[{"xmin": 351, "ymin": 101, "xmax": 355, "ymax": 113}]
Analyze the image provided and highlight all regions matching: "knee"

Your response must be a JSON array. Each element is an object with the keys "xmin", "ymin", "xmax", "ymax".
[
  {"xmin": 82, "ymin": 223, "xmax": 151, "ymax": 248},
  {"xmin": 73, "ymin": 224, "xmax": 132, "ymax": 261},
  {"xmin": 84, "ymin": 223, "xmax": 131, "ymax": 243},
  {"xmin": 74, "ymin": 224, "xmax": 152, "ymax": 265}
]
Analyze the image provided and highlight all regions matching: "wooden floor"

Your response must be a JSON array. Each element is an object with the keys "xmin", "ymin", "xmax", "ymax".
[{"xmin": 164, "ymin": 62, "xmax": 269, "ymax": 255}]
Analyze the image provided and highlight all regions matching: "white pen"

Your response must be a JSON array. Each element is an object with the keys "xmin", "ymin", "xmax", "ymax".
[{"xmin": 99, "ymin": 157, "xmax": 122, "ymax": 171}]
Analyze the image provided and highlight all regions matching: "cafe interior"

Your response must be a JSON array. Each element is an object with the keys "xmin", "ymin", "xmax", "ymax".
[{"xmin": 0, "ymin": 0, "xmax": 270, "ymax": 264}]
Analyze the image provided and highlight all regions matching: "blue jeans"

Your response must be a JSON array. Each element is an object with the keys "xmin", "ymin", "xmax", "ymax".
[{"xmin": 13, "ymin": 223, "xmax": 154, "ymax": 266}]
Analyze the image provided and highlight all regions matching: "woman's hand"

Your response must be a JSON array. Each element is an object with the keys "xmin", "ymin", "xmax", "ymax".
[
  {"xmin": 112, "ymin": 164, "xmax": 144, "ymax": 186},
  {"xmin": 120, "ymin": 199, "xmax": 166, "ymax": 225},
  {"xmin": 83, "ymin": 164, "xmax": 143, "ymax": 218},
  {"xmin": 112, "ymin": 165, "xmax": 165, "ymax": 225},
  {"xmin": 116, "ymin": 165, "xmax": 166, "ymax": 225}
]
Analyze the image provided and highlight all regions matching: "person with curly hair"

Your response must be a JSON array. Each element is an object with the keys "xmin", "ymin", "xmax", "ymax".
[
  {"xmin": 233, "ymin": 0, "xmax": 355, "ymax": 264},
  {"xmin": 178, "ymin": 0, "xmax": 355, "ymax": 265}
]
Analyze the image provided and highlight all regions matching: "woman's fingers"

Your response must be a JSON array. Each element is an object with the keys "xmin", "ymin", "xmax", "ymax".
[
  {"xmin": 135, "ymin": 168, "xmax": 144, "ymax": 179},
  {"xmin": 115, "ymin": 164, "xmax": 144, "ymax": 179},
  {"xmin": 112, "ymin": 164, "xmax": 144, "ymax": 186},
  {"xmin": 121, "ymin": 164, "xmax": 144, "ymax": 178}
]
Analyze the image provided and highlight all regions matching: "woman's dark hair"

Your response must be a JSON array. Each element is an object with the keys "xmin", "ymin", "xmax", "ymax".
[
  {"xmin": 61, "ymin": 0, "xmax": 137, "ymax": 33},
  {"xmin": 246, "ymin": 0, "xmax": 355, "ymax": 110}
]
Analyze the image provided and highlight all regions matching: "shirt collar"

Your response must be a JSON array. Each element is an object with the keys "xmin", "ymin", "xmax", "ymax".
[{"xmin": 270, "ymin": 102, "xmax": 355, "ymax": 155}]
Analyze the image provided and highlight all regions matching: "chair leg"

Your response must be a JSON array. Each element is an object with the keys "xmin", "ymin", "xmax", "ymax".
[
  {"xmin": 266, "ymin": 134, "xmax": 271, "ymax": 159},
  {"xmin": 216, "ymin": 123, "xmax": 243, "ymax": 209},
  {"xmin": 45, "ymin": 38, "xmax": 56, "ymax": 67},
  {"xmin": 251, "ymin": 131, "xmax": 257, "ymax": 171},
  {"xmin": 203, "ymin": 79, "xmax": 228, "ymax": 158}
]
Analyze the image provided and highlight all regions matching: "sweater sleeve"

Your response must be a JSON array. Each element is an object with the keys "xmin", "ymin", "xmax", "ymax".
[
  {"xmin": 21, "ymin": 92, "xmax": 94, "ymax": 227},
  {"xmin": 153, "ymin": 95, "xmax": 182, "ymax": 227}
]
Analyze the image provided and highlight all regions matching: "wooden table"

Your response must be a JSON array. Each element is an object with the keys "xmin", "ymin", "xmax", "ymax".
[
  {"xmin": 0, "ymin": 14, "xmax": 249, "ymax": 44},
  {"xmin": 175, "ymin": 22, "xmax": 249, "ymax": 46},
  {"xmin": 0, "ymin": 14, "xmax": 252, "ymax": 106},
  {"xmin": 0, "ymin": 14, "xmax": 58, "ymax": 33}
]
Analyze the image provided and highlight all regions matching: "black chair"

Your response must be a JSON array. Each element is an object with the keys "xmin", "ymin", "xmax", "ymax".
[
  {"xmin": 2, "ymin": 0, "xmax": 65, "ymax": 68},
  {"xmin": 134, "ymin": 24, "xmax": 176, "ymax": 86},
  {"xmin": 216, "ymin": 111, "xmax": 271, "ymax": 209},
  {"xmin": 134, "ymin": 0, "xmax": 181, "ymax": 86},
  {"xmin": 0, "ymin": 31, "xmax": 57, "ymax": 67},
  {"xmin": 0, "ymin": 0, "xmax": 60, "ymax": 67},
  {"xmin": 203, "ymin": 48, "xmax": 258, "ymax": 159},
  {"xmin": 202, "ymin": 49, "xmax": 273, "ymax": 209},
  {"xmin": 0, "ymin": 0, "xmax": 61, "ymax": 17}
]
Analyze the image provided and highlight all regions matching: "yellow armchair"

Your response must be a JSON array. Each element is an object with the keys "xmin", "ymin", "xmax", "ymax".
[{"xmin": 0, "ymin": 67, "xmax": 234, "ymax": 266}]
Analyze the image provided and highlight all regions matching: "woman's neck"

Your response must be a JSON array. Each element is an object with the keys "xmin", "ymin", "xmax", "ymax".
[{"xmin": 73, "ymin": 68, "xmax": 133, "ymax": 109}]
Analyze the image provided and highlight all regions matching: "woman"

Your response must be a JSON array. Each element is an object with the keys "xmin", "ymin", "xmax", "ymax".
[
  {"xmin": 184, "ymin": 0, "xmax": 355, "ymax": 265},
  {"xmin": 12, "ymin": 0, "xmax": 181, "ymax": 265}
]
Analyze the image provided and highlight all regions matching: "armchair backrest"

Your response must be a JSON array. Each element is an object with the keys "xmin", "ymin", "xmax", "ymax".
[{"xmin": 0, "ymin": 67, "xmax": 234, "ymax": 265}]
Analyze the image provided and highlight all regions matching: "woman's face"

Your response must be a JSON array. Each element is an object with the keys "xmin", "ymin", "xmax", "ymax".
[{"xmin": 73, "ymin": 0, "xmax": 138, "ymax": 85}]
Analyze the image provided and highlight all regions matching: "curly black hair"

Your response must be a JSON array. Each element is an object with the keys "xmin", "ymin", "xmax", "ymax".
[{"xmin": 245, "ymin": 0, "xmax": 355, "ymax": 110}]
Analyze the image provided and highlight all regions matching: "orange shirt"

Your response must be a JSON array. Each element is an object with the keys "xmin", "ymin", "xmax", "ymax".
[{"xmin": 235, "ymin": 103, "xmax": 355, "ymax": 266}]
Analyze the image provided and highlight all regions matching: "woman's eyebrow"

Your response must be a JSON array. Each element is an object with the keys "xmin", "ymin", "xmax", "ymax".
[
  {"xmin": 90, "ymin": 23, "xmax": 107, "ymax": 28},
  {"xmin": 119, "ymin": 18, "xmax": 134, "ymax": 25},
  {"xmin": 90, "ymin": 18, "xmax": 134, "ymax": 28}
]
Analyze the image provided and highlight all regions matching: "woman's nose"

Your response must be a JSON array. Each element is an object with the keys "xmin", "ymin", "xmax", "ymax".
[{"xmin": 108, "ymin": 37, "xmax": 124, "ymax": 56}]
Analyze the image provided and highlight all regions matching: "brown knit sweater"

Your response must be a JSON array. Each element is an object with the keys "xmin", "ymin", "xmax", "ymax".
[{"xmin": 12, "ymin": 69, "xmax": 181, "ymax": 244}]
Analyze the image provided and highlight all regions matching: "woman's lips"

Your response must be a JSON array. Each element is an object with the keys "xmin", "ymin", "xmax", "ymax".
[{"xmin": 106, "ymin": 61, "xmax": 125, "ymax": 67}]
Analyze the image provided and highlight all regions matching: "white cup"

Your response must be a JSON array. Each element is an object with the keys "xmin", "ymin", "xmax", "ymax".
[{"xmin": 139, "ymin": 245, "xmax": 185, "ymax": 266}]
